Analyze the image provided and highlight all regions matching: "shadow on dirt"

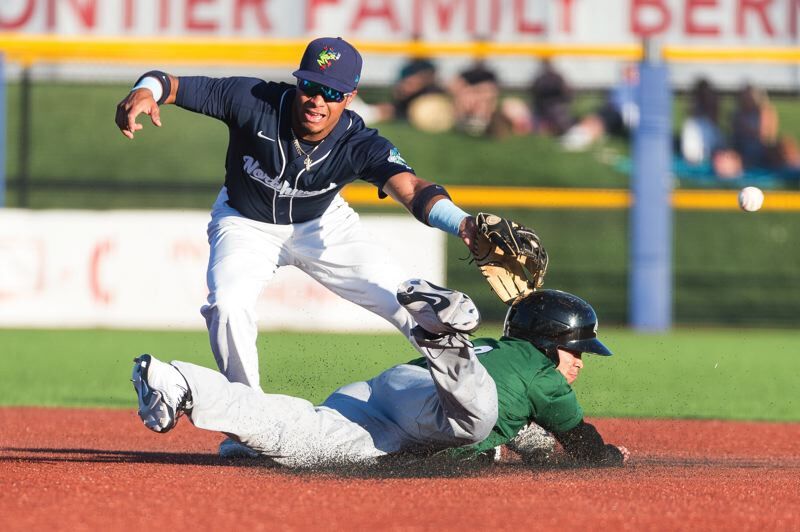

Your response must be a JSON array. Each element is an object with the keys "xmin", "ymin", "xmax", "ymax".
[
  {"xmin": 0, "ymin": 446, "xmax": 595, "ymax": 477},
  {"xmin": 0, "ymin": 447, "xmax": 232, "ymax": 467},
  {"xmin": 4, "ymin": 447, "xmax": 798, "ymax": 478}
]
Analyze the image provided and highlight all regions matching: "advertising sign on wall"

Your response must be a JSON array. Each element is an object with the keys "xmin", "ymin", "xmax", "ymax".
[
  {"xmin": 0, "ymin": 209, "xmax": 445, "ymax": 331},
  {"xmin": 1, "ymin": 0, "xmax": 798, "ymax": 88}
]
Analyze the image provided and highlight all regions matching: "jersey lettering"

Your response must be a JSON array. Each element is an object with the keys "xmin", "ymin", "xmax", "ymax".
[{"xmin": 242, "ymin": 155, "xmax": 337, "ymax": 197}]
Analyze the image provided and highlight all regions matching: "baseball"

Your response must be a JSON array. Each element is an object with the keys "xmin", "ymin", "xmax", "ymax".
[{"xmin": 738, "ymin": 186, "xmax": 764, "ymax": 212}]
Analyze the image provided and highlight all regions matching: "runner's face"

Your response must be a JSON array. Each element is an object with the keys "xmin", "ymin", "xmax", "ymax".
[
  {"xmin": 292, "ymin": 87, "xmax": 356, "ymax": 142},
  {"xmin": 556, "ymin": 348, "xmax": 584, "ymax": 384}
]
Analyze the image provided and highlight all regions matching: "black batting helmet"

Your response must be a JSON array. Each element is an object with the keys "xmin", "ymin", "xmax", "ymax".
[{"xmin": 503, "ymin": 289, "xmax": 611, "ymax": 364}]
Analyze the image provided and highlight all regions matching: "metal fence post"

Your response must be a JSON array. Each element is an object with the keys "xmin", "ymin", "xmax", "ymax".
[{"xmin": 629, "ymin": 40, "xmax": 673, "ymax": 331}]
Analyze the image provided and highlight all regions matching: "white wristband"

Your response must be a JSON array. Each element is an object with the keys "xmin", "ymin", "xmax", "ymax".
[{"xmin": 131, "ymin": 76, "xmax": 163, "ymax": 103}]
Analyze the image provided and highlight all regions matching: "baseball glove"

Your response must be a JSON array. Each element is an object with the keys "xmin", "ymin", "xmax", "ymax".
[{"xmin": 471, "ymin": 213, "xmax": 548, "ymax": 305}]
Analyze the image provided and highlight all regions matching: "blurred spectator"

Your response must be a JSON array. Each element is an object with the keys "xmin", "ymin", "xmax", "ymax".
[
  {"xmin": 691, "ymin": 83, "xmax": 800, "ymax": 180},
  {"xmin": 366, "ymin": 56, "xmax": 455, "ymax": 133},
  {"xmin": 713, "ymin": 84, "xmax": 800, "ymax": 178},
  {"xmin": 390, "ymin": 57, "xmax": 445, "ymax": 121},
  {"xmin": 560, "ymin": 63, "xmax": 640, "ymax": 151},
  {"xmin": 494, "ymin": 96, "xmax": 535, "ymax": 137},
  {"xmin": 732, "ymin": 84, "xmax": 800, "ymax": 175},
  {"xmin": 680, "ymin": 77, "xmax": 724, "ymax": 165},
  {"xmin": 731, "ymin": 83, "xmax": 777, "ymax": 169},
  {"xmin": 530, "ymin": 58, "xmax": 574, "ymax": 136},
  {"xmin": 448, "ymin": 59, "xmax": 501, "ymax": 136},
  {"xmin": 406, "ymin": 92, "xmax": 456, "ymax": 133},
  {"xmin": 728, "ymin": 83, "xmax": 800, "ymax": 172},
  {"xmin": 709, "ymin": 149, "xmax": 745, "ymax": 180}
]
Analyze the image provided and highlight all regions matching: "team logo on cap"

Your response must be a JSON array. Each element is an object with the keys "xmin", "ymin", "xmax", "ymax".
[{"xmin": 316, "ymin": 47, "xmax": 341, "ymax": 70}]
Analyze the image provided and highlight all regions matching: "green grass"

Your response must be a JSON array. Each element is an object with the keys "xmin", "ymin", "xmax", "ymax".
[
  {"xmin": 368, "ymin": 121, "xmax": 629, "ymax": 188},
  {"xmin": 576, "ymin": 327, "xmax": 800, "ymax": 421},
  {"xmin": 0, "ymin": 328, "xmax": 414, "ymax": 408},
  {"xmin": 1, "ymin": 327, "xmax": 799, "ymax": 422}
]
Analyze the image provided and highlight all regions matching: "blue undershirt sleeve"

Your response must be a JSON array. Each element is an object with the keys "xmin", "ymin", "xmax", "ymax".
[{"xmin": 427, "ymin": 199, "xmax": 470, "ymax": 236}]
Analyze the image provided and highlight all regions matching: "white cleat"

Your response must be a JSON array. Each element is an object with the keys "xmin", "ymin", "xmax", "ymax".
[
  {"xmin": 131, "ymin": 354, "xmax": 191, "ymax": 433},
  {"xmin": 396, "ymin": 279, "xmax": 481, "ymax": 335},
  {"xmin": 218, "ymin": 437, "xmax": 260, "ymax": 459}
]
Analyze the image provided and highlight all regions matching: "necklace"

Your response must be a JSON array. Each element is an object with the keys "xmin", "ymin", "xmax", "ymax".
[{"xmin": 290, "ymin": 129, "xmax": 322, "ymax": 172}]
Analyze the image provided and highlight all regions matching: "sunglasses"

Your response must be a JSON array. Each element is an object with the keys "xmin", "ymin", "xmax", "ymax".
[{"xmin": 296, "ymin": 78, "xmax": 351, "ymax": 103}]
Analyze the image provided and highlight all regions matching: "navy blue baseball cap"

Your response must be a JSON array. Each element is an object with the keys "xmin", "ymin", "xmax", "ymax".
[{"xmin": 293, "ymin": 37, "xmax": 362, "ymax": 93}]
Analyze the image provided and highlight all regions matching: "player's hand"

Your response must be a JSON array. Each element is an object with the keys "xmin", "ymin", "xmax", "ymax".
[
  {"xmin": 617, "ymin": 445, "xmax": 630, "ymax": 464},
  {"xmin": 115, "ymin": 88, "xmax": 162, "ymax": 139},
  {"xmin": 458, "ymin": 215, "xmax": 478, "ymax": 251}
]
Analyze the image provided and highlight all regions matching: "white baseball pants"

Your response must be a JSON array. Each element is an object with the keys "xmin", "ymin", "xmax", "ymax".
[
  {"xmin": 200, "ymin": 187, "xmax": 414, "ymax": 389},
  {"xmin": 172, "ymin": 333, "xmax": 497, "ymax": 467}
]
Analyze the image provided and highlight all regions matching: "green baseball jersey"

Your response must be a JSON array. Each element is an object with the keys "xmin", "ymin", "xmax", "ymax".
[{"xmin": 409, "ymin": 336, "xmax": 583, "ymax": 457}]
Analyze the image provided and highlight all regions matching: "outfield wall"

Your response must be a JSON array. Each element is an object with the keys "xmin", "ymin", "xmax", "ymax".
[
  {"xmin": 0, "ymin": 204, "xmax": 797, "ymax": 329},
  {"xmin": 0, "ymin": 210, "xmax": 445, "ymax": 330}
]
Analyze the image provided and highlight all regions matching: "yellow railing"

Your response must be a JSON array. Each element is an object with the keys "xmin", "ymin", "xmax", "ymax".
[
  {"xmin": 1, "ymin": 34, "xmax": 800, "ymax": 66},
  {"xmin": 662, "ymin": 46, "xmax": 800, "ymax": 63},
  {"xmin": 342, "ymin": 185, "xmax": 800, "ymax": 211},
  {"xmin": 0, "ymin": 35, "xmax": 640, "ymax": 66}
]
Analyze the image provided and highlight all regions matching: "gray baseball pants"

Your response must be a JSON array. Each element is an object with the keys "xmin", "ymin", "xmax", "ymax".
[{"xmin": 172, "ymin": 332, "xmax": 498, "ymax": 467}]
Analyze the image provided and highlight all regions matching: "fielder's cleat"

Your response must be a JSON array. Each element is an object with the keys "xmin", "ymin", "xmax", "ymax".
[
  {"xmin": 131, "ymin": 354, "xmax": 191, "ymax": 433},
  {"xmin": 218, "ymin": 437, "xmax": 260, "ymax": 459},
  {"xmin": 397, "ymin": 279, "xmax": 481, "ymax": 335}
]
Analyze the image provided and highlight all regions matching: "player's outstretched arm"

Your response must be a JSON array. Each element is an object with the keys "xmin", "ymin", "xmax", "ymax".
[
  {"xmin": 383, "ymin": 173, "xmax": 477, "ymax": 247},
  {"xmin": 552, "ymin": 420, "xmax": 629, "ymax": 466},
  {"xmin": 114, "ymin": 72, "xmax": 179, "ymax": 139}
]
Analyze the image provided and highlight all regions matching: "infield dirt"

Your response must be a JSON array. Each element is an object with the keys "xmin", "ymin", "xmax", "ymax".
[{"xmin": 1, "ymin": 408, "xmax": 798, "ymax": 531}]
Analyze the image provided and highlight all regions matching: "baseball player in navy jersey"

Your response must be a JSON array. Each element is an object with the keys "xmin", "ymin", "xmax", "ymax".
[
  {"xmin": 115, "ymin": 37, "xmax": 479, "ymax": 456},
  {"xmin": 131, "ymin": 279, "xmax": 629, "ymax": 468}
]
